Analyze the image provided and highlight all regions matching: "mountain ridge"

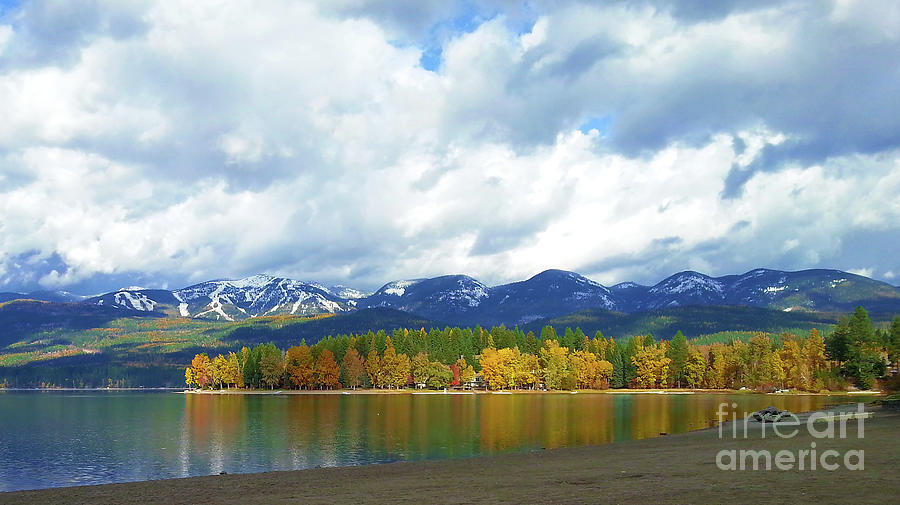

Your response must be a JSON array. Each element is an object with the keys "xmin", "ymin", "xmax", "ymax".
[{"xmin": 2, "ymin": 267, "xmax": 898, "ymax": 326}]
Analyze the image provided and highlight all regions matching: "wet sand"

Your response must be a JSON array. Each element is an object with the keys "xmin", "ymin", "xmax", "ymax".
[{"xmin": 2, "ymin": 406, "xmax": 897, "ymax": 505}]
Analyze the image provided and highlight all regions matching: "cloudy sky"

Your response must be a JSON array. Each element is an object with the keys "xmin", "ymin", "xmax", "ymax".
[{"xmin": 0, "ymin": 0, "xmax": 898, "ymax": 295}]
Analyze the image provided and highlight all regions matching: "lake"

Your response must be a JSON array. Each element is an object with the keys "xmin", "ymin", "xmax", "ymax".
[{"xmin": 0, "ymin": 390, "xmax": 876, "ymax": 492}]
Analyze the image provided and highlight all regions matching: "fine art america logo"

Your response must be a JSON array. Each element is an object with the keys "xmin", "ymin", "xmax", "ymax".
[{"xmin": 714, "ymin": 403, "xmax": 868, "ymax": 471}]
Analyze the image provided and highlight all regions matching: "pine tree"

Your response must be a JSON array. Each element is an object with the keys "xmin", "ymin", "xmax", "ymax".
[
  {"xmin": 572, "ymin": 327, "xmax": 586, "ymax": 351},
  {"xmin": 666, "ymin": 330, "xmax": 689, "ymax": 388},
  {"xmin": 540, "ymin": 325, "xmax": 557, "ymax": 342}
]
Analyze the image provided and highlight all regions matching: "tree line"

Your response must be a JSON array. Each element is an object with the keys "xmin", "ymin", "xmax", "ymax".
[{"xmin": 185, "ymin": 307, "xmax": 900, "ymax": 392}]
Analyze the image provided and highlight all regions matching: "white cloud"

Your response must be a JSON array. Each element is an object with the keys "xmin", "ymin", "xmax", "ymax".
[
  {"xmin": 0, "ymin": 0, "xmax": 898, "ymax": 292},
  {"xmin": 848, "ymin": 268, "xmax": 875, "ymax": 279}
]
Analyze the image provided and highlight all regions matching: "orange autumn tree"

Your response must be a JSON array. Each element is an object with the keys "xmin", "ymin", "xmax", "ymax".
[
  {"xmin": 285, "ymin": 345, "xmax": 315, "ymax": 389},
  {"xmin": 342, "ymin": 348, "xmax": 366, "ymax": 389},
  {"xmin": 314, "ymin": 349, "xmax": 342, "ymax": 389},
  {"xmin": 190, "ymin": 353, "xmax": 213, "ymax": 389}
]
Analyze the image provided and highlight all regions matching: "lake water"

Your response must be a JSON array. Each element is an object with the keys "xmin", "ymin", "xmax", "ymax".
[{"xmin": 0, "ymin": 390, "xmax": 875, "ymax": 492}]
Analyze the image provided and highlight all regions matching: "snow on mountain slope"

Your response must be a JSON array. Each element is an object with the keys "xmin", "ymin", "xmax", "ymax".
[
  {"xmin": 359, "ymin": 276, "xmax": 490, "ymax": 320},
  {"xmin": 637, "ymin": 271, "xmax": 727, "ymax": 310},
  {"xmin": 85, "ymin": 289, "xmax": 179, "ymax": 313},
  {"xmin": 173, "ymin": 275, "xmax": 356, "ymax": 320},
  {"xmin": 477, "ymin": 270, "xmax": 618, "ymax": 325},
  {"xmin": 59, "ymin": 267, "xmax": 900, "ymax": 325},
  {"xmin": 323, "ymin": 285, "xmax": 368, "ymax": 300}
]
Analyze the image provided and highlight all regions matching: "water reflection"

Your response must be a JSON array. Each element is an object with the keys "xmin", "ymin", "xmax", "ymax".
[{"xmin": 0, "ymin": 391, "xmax": 876, "ymax": 492}]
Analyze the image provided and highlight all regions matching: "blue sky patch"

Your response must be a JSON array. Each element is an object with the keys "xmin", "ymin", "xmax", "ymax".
[{"xmin": 579, "ymin": 116, "xmax": 612, "ymax": 135}]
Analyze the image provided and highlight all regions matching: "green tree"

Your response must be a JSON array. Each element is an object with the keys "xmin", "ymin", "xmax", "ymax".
[
  {"xmin": 562, "ymin": 328, "xmax": 576, "ymax": 350},
  {"xmin": 425, "ymin": 361, "xmax": 453, "ymax": 389},
  {"xmin": 540, "ymin": 325, "xmax": 557, "ymax": 342},
  {"xmin": 848, "ymin": 306, "xmax": 876, "ymax": 344},
  {"xmin": 572, "ymin": 327, "xmax": 586, "ymax": 351},
  {"xmin": 666, "ymin": 330, "xmax": 688, "ymax": 388},
  {"xmin": 826, "ymin": 319, "xmax": 853, "ymax": 363},
  {"xmin": 889, "ymin": 316, "xmax": 900, "ymax": 366},
  {"xmin": 523, "ymin": 331, "xmax": 540, "ymax": 355},
  {"xmin": 258, "ymin": 344, "xmax": 284, "ymax": 389},
  {"xmin": 609, "ymin": 338, "xmax": 627, "ymax": 388},
  {"xmin": 242, "ymin": 346, "xmax": 260, "ymax": 388}
]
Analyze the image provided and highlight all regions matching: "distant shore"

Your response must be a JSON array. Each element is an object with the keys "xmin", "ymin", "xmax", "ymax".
[
  {"xmin": 176, "ymin": 387, "xmax": 881, "ymax": 396},
  {"xmin": 1, "ymin": 386, "xmax": 881, "ymax": 396},
  {"xmin": 3, "ymin": 405, "xmax": 896, "ymax": 505}
]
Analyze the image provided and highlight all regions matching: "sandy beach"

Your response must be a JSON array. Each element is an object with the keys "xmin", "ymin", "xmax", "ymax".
[{"xmin": 2, "ymin": 404, "xmax": 897, "ymax": 505}]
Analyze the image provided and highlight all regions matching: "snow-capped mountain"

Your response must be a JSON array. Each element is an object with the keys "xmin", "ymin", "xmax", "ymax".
[
  {"xmin": 85, "ymin": 275, "xmax": 356, "ymax": 321},
  {"xmin": 480, "ymin": 270, "xmax": 618, "ymax": 325},
  {"xmin": 322, "ymin": 285, "xmax": 368, "ymax": 300},
  {"xmin": 360, "ymin": 275, "xmax": 489, "ymax": 322},
  {"xmin": 87, "ymin": 289, "xmax": 180, "ymax": 312},
  {"xmin": 172, "ymin": 275, "xmax": 356, "ymax": 321},
  {"xmin": 638, "ymin": 271, "xmax": 727, "ymax": 310},
  {"xmin": 361, "ymin": 268, "xmax": 900, "ymax": 323},
  {"xmin": 26, "ymin": 267, "xmax": 900, "ymax": 325},
  {"xmin": 0, "ymin": 290, "xmax": 86, "ymax": 304}
]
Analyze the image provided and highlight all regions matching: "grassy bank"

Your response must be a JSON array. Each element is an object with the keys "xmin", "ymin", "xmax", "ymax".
[{"xmin": 2, "ymin": 406, "xmax": 897, "ymax": 505}]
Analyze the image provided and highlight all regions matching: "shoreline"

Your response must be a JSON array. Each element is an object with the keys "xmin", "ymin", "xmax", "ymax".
[
  {"xmin": 2, "ymin": 386, "xmax": 882, "ymax": 396},
  {"xmin": 176, "ymin": 387, "xmax": 881, "ymax": 396},
  {"xmin": 3, "ymin": 405, "xmax": 896, "ymax": 504}
]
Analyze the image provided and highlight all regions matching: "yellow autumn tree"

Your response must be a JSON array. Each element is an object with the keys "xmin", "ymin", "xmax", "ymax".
[
  {"xmin": 211, "ymin": 354, "xmax": 228, "ymax": 389},
  {"xmin": 480, "ymin": 347, "xmax": 525, "ymax": 390},
  {"xmin": 683, "ymin": 347, "xmax": 707, "ymax": 388},
  {"xmin": 631, "ymin": 343, "xmax": 671, "ymax": 389},
  {"xmin": 570, "ymin": 350, "xmax": 613, "ymax": 389},
  {"xmin": 190, "ymin": 353, "xmax": 213, "ymax": 389},
  {"xmin": 804, "ymin": 328, "xmax": 826, "ymax": 390},
  {"xmin": 380, "ymin": 338, "xmax": 410, "ymax": 388},
  {"xmin": 518, "ymin": 353, "xmax": 540, "ymax": 390},
  {"xmin": 780, "ymin": 337, "xmax": 809, "ymax": 390},
  {"xmin": 540, "ymin": 340, "xmax": 573, "ymax": 390}
]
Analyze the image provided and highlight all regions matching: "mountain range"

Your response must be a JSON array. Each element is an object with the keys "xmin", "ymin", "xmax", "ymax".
[{"xmin": 2, "ymin": 268, "xmax": 898, "ymax": 327}]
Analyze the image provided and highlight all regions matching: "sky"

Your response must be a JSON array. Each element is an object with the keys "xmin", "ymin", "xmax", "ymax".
[{"xmin": 0, "ymin": 0, "xmax": 898, "ymax": 295}]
